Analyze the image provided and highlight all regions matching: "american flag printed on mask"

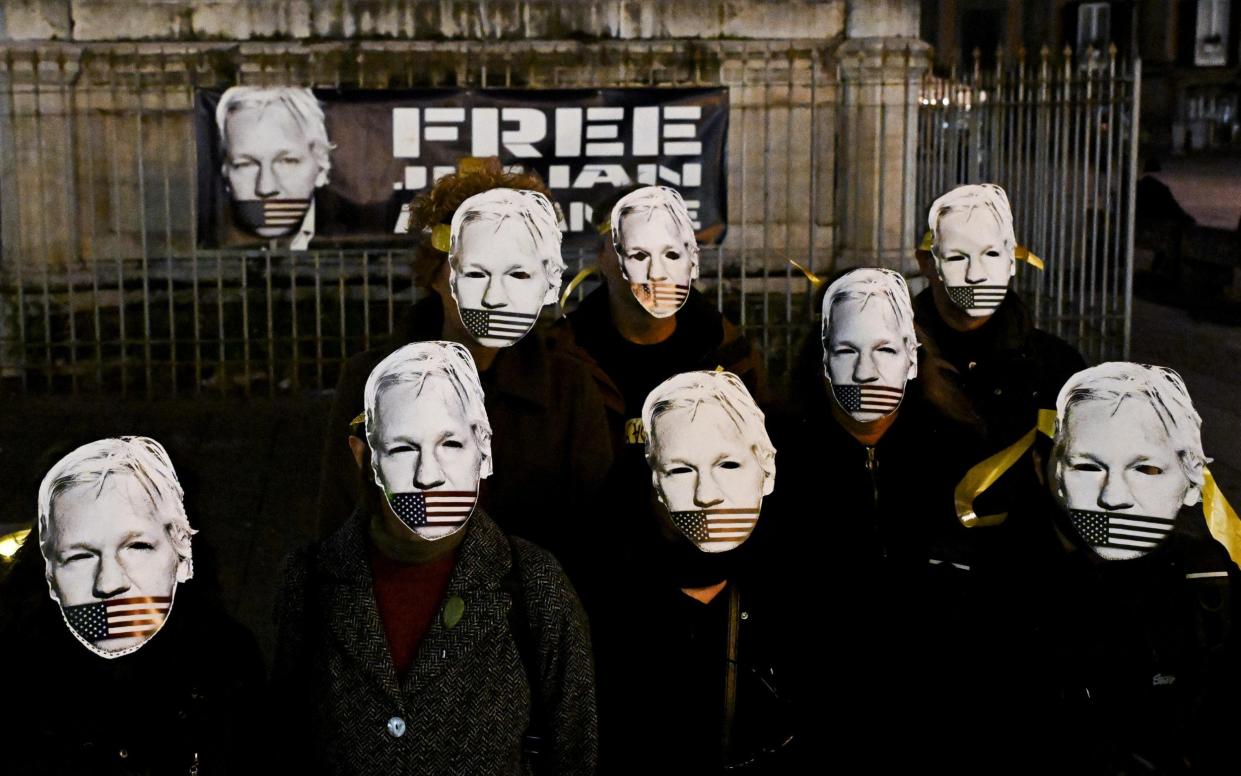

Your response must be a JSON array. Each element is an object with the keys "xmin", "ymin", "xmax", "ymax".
[
  {"xmin": 389, "ymin": 490, "xmax": 477, "ymax": 531},
  {"xmin": 235, "ymin": 199, "xmax": 311, "ymax": 230},
  {"xmin": 460, "ymin": 308, "xmax": 538, "ymax": 342},
  {"xmin": 635, "ymin": 282, "xmax": 689, "ymax": 312},
  {"xmin": 63, "ymin": 596, "xmax": 172, "ymax": 643},
  {"xmin": 832, "ymin": 384, "xmax": 904, "ymax": 414},
  {"xmin": 946, "ymin": 285, "xmax": 1008, "ymax": 311},
  {"xmin": 1069, "ymin": 508, "xmax": 1177, "ymax": 552},
  {"xmin": 671, "ymin": 508, "xmax": 760, "ymax": 544}
]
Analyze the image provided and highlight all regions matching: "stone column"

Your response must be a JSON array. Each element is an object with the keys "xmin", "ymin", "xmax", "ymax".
[{"xmin": 836, "ymin": 0, "xmax": 929, "ymax": 273}]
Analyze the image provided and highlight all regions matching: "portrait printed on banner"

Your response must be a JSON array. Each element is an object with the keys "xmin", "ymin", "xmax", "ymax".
[
  {"xmin": 447, "ymin": 188, "xmax": 566, "ymax": 348},
  {"xmin": 37, "ymin": 437, "xmax": 196, "ymax": 659},
  {"xmin": 820, "ymin": 268, "xmax": 920, "ymax": 423},
  {"xmin": 214, "ymin": 86, "xmax": 333, "ymax": 249},
  {"xmin": 927, "ymin": 183, "xmax": 1017, "ymax": 317},
  {"xmin": 363, "ymin": 341, "xmax": 492, "ymax": 541},
  {"xmin": 642, "ymin": 370, "xmax": 775, "ymax": 553},
  {"xmin": 1049, "ymin": 362, "xmax": 1208, "ymax": 561},
  {"xmin": 610, "ymin": 186, "xmax": 700, "ymax": 319}
]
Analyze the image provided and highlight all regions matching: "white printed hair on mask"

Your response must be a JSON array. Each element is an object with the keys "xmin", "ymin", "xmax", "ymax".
[
  {"xmin": 364, "ymin": 341, "xmax": 493, "ymax": 541},
  {"xmin": 37, "ymin": 437, "xmax": 196, "ymax": 659},
  {"xmin": 1050, "ymin": 362, "xmax": 1208, "ymax": 560},
  {"xmin": 448, "ymin": 188, "xmax": 565, "ymax": 348},
  {"xmin": 642, "ymin": 370, "xmax": 775, "ymax": 553},
  {"xmin": 820, "ymin": 268, "xmax": 920, "ymax": 423},
  {"xmin": 928, "ymin": 183, "xmax": 1017, "ymax": 317},
  {"xmin": 610, "ymin": 186, "xmax": 701, "ymax": 319}
]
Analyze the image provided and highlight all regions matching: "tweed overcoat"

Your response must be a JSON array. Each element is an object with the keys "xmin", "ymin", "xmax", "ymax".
[{"xmin": 272, "ymin": 510, "xmax": 598, "ymax": 775}]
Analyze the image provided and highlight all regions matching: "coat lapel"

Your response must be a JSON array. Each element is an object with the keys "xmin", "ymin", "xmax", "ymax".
[
  {"xmin": 317, "ymin": 512, "xmax": 403, "ymax": 699},
  {"xmin": 402, "ymin": 512, "xmax": 512, "ymax": 696}
]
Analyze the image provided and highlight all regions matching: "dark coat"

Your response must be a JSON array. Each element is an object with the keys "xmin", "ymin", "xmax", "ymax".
[
  {"xmin": 912, "ymin": 286, "xmax": 1086, "ymax": 447},
  {"xmin": 271, "ymin": 510, "xmax": 598, "ymax": 776},
  {"xmin": 765, "ymin": 362, "xmax": 1056, "ymax": 773},
  {"xmin": 1011, "ymin": 495, "xmax": 1241, "ymax": 774},
  {"xmin": 315, "ymin": 294, "xmax": 613, "ymax": 559},
  {"xmin": 0, "ymin": 539, "xmax": 266, "ymax": 776}
]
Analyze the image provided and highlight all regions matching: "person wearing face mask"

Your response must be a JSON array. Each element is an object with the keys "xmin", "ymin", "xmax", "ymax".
[
  {"xmin": 1001, "ymin": 362, "xmax": 1239, "ymax": 774},
  {"xmin": 765, "ymin": 268, "xmax": 1041, "ymax": 772},
  {"xmin": 275, "ymin": 342, "xmax": 597, "ymax": 776},
  {"xmin": 0, "ymin": 437, "xmax": 265, "ymax": 776},
  {"xmin": 914, "ymin": 184, "xmax": 1086, "ymax": 449},
  {"xmin": 316, "ymin": 159, "xmax": 612, "ymax": 567},
  {"xmin": 588, "ymin": 369, "xmax": 793, "ymax": 775}
]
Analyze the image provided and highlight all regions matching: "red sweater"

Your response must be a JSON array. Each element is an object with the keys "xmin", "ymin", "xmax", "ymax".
[{"xmin": 369, "ymin": 548, "xmax": 458, "ymax": 677}]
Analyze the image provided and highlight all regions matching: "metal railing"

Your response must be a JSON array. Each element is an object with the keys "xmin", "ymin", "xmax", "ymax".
[
  {"xmin": 0, "ymin": 39, "xmax": 1139, "ymax": 396},
  {"xmin": 916, "ymin": 45, "xmax": 1141, "ymax": 362}
]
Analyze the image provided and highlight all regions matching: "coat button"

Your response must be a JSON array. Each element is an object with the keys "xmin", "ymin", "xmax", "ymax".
[
  {"xmin": 387, "ymin": 716, "xmax": 406, "ymax": 738},
  {"xmin": 118, "ymin": 749, "xmax": 129, "ymax": 759}
]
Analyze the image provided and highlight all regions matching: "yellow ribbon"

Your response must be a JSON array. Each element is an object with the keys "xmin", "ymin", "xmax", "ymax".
[
  {"xmin": 430, "ymin": 224, "xmax": 451, "ymax": 254},
  {"xmin": 1203, "ymin": 469, "xmax": 1241, "ymax": 570},
  {"xmin": 597, "ymin": 218, "xmax": 612, "ymax": 236},
  {"xmin": 954, "ymin": 409, "xmax": 1058, "ymax": 528},
  {"xmin": 559, "ymin": 266, "xmax": 601, "ymax": 308},
  {"xmin": 917, "ymin": 231, "xmax": 1044, "ymax": 270},
  {"xmin": 0, "ymin": 527, "xmax": 31, "ymax": 559},
  {"xmin": 786, "ymin": 258, "xmax": 826, "ymax": 288},
  {"xmin": 457, "ymin": 156, "xmax": 489, "ymax": 175}
]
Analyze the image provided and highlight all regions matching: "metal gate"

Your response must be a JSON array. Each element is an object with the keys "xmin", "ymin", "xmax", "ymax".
[{"xmin": 916, "ymin": 45, "xmax": 1141, "ymax": 363}]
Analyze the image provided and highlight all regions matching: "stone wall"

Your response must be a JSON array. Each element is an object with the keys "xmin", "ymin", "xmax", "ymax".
[{"xmin": 1, "ymin": 0, "xmax": 845, "ymax": 42}]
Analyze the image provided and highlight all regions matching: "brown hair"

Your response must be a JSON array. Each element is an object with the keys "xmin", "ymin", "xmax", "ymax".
[{"xmin": 408, "ymin": 157, "xmax": 554, "ymax": 288}]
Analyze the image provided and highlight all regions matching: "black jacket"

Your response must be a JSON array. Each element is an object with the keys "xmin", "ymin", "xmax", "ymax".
[
  {"xmin": 0, "ymin": 540, "xmax": 265, "ymax": 776},
  {"xmin": 272, "ymin": 510, "xmax": 598, "ymax": 776},
  {"xmin": 766, "ymin": 360, "xmax": 1054, "ymax": 772},
  {"xmin": 315, "ymin": 294, "xmax": 613, "ymax": 562},
  {"xmin": 913, "ymin": 286, "xmax": 1087, "ymax": 447},
  {"xmin": 1014, "ymin": 497, "xmax": 1241, "ymax": 774}
]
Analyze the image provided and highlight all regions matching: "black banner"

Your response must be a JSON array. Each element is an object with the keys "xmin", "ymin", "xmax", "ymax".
[{"xmin": 196, "ymin": 87, "xmax": 729, "ymax": 251}]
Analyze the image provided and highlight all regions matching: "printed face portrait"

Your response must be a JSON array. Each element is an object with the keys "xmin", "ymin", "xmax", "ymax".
[
  {"xmin": 933, "ymin": 209, "xmax": 1014, "ymax": 315},
  {"xmin": 824, "ymin": 297, "xmax": 916, "ymax": 422},
  {"xmin": 448, "ymin": 189, "xmax": 564, "ymax": 348},
  {"xmin": 48, "ymin": 476, "xmax": 180, "ymax": 655},
  {"xmin": 217, "ymin": 87, "xmax": 329, "ymax": 239},
  {"xmin": 451, "ymin": 218, "xmax": 551, "ymax": 347},
  {"xmin": 820, "ymin": 268, "xmax": 919, "ymax": 423},
  {"xmin": 38, "ymin": 437, "xmax": 194, "ymax": 659},
  {"xmin": 1055, "ymin": 398, "xmax": 1198, "ymax": 560},
  {"xmin": 643, "ymin": 372, "xmax": 775, "ymax": 553},
  {"xmin": 371, "ymin": 375, "xmax": 484, "ymax": 541},
  {"xmin": 611, "ymin": 187, "xmax": 699, "ymax": 318}
]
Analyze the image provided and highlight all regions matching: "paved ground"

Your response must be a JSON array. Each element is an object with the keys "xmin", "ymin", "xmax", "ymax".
[
  {"xmin": 1, "ymin": 295, "xmax": 1237, "ymax": 665},
  {"xmin": 1152, "ymin": 152, "xmax": 1241, "ymax": 231}
]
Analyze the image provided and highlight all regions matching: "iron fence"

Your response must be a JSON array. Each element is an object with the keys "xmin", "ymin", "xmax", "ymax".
[
  {"xmin": 916, "ymin": 45, "xmax": 1141, "ymax": 363},
  {"xmin": 0, "ymin": 39, "xmax": 1139, "ymax": 396}
]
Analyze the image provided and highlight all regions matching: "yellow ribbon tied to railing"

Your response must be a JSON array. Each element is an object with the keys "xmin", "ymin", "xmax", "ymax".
[
  {"xmin": 953, "ymin": 408, "xmax": 1241, "ymax": 571},
  {"xmin": 786, "ymin": 258, "xmax": 826, "ymax": 288},
  {"xmin": 559, "ymin": 266, "xmax": 602, "ymax": 309},
  {"xmin": 916, "ymin": 231, "xmax": 1044, "ymax": 270}
]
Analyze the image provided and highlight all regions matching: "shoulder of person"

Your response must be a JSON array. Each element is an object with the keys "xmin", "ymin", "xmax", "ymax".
[
  {"xmin": 1026, "ymin": 327, "xmax": 1087, "ymax": 371},
  {"xmin": 507, "ymin": 535, "xmax": 585, "ymax": 623}
]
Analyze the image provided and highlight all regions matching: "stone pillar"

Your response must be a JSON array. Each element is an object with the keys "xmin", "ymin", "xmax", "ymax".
[{"xmin": 836, "ymin": 0, "xmax": 929, "ymax": 273}]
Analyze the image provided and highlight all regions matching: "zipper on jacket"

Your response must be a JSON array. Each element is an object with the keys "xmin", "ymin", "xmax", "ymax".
[{"xmin": 864, "ymin": 446, "xmax": 886, "ymax": 559}]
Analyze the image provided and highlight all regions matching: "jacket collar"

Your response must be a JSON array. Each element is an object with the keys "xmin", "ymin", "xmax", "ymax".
[
  {"xmin": 394, "ymin": 293, "xmax": 553, "ymax": 410},
  {"xmin": 913, "ymin": 285, "xmax": 1034, "ymax": 357},
  {"xmin": 315, "ymin": 508, "xmax": 515, "ymax": 699}
]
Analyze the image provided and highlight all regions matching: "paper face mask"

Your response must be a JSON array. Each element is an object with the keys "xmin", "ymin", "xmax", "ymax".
[
  {"xmin": 1052, "ymin": 363, "xmax": 1206, "ymax": 561},
  {"xmin": 448, "ymin": 188, "xmax": 565, "ymax": 348},
  {"xmin": 642, "ymin": 371, "xmax": 775, "ymax": 553},
  {"xmin": 218, "ymin": 87, "xmax": 328, "ymax": 239},
  {"xmin": 365, "ymin": 342, "xmax": 493, "ymax": 541},
  {"xmin": 37, "ymin": 437, "xmax": 194, "ymax": 659},
  {"xmin": 928, "ymin": 183, "xmax": 1017, "ymax": 317},
  {"xmin": 821, "ymin": 268, "xmax": 919, "ymax": 423},
  {"xmin": 611, "ymin": 186, "xmax": 700, "ymax": 318}
]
